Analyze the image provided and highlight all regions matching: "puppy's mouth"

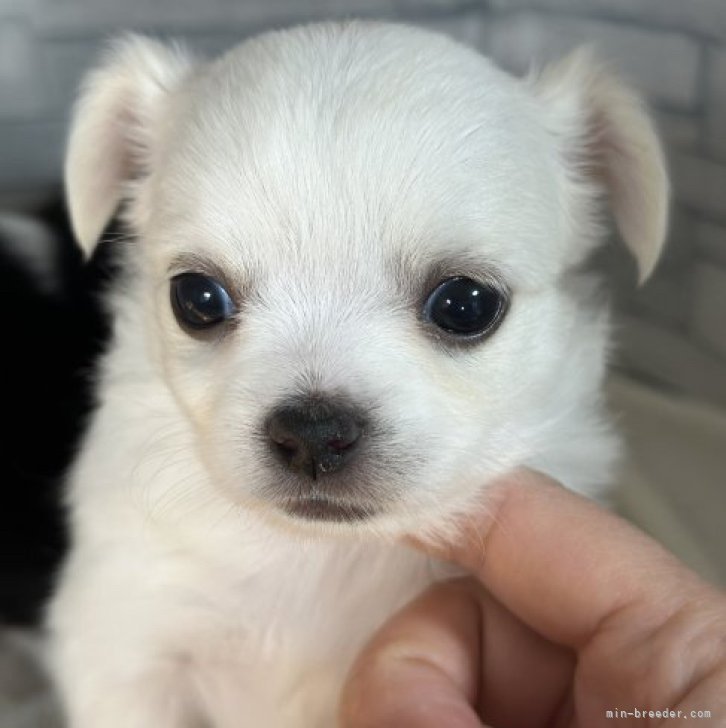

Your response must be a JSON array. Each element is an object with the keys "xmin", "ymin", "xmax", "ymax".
[{"xmin": 281, "ymin": 496, "xmax": 375, "ymax": 523}]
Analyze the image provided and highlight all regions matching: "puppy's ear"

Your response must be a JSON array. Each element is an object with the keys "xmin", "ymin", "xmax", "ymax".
[
  {"xmin": 532, "ymin": 49, "xmax": 669, "ymax": 282},
  {"xmin": 65, "ymin": 35, "xmax": 194, "ymax": 255}
]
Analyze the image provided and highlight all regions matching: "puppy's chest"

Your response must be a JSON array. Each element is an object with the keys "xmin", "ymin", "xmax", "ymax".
[{"xmin": 182, "ymin": 541, "xmax": 441, "ymax": 727}]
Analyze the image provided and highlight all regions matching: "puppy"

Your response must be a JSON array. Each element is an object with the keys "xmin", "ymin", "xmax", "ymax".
[{"xmin": 47, "ymin": 20, "xmax": 668, "ymax": 728}]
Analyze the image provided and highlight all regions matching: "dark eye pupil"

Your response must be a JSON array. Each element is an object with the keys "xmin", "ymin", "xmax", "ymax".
[
  {"xmin": 171, "ymin": 273, "xmax": 234, "ymax": 330},
  {"xmin": 424, "ymin": 276, "xmax": 505, "ymax": 336}
]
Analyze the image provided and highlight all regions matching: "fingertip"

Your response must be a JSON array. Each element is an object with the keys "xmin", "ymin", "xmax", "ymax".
[
  {"xmin": 340, "ymin": 654, "xmax": 482, "ymax": 728},
  {"xmin": 339, "ymin": 581, "xmax": 482, "ymax": 728}
]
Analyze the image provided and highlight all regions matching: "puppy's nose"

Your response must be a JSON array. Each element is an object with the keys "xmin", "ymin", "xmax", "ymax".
[{"xmin": 267, "ymin": 399, "xmax": 362, "ymax": 479}]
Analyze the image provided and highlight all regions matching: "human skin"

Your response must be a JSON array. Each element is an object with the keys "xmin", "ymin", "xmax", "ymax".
[{"xmin": 339, "ymin": 471, "xmax": 726, "ymax": 727}]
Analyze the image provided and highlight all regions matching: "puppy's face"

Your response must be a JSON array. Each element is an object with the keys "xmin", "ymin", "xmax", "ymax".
[{"xmin": 66, "ymin": 24, "xmax": 668, "ymax": 533}]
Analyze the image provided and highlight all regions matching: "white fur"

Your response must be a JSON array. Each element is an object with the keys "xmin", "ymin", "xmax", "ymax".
[{"xmin": 48, "ymin": 21, "xmax": 668, "ymax": 728}]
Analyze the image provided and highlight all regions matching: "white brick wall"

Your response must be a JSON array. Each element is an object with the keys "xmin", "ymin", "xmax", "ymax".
[
  {"xmin": 31, "ymin": 0, "xmax": 395, "ymax": 35},
  {"xmin": 632, "ymin": 270, "xmax": 693, "ymax": 330},
  {"xmin": 618, "ymin": 316, "xmax": 726, "ymax": 405},
  {"xmin": 0, "ymin": 0, "xmax": 724, "ymax": 407},
  {"xmin": 672, "ymin": 154, "xmax": 726, "ymax": 220},
  {"xmin": 694, "ymin": 219, "xmax": 726, "ymax": 267},
  {"xmin": 0, "ymin": 17, "xmax": 49, "ymax": 119},
  {"xmin": 692, "ymin": 263, "xmax": 726, "ymax": 359},
  {"xmin": 482, "ymin": 13, "xmax": 701, "ymax": 108},
  {"xmin": 656, "ymin": 111, "xmax": 701, "ymax": 152},
  {"xmin": 490, "ymin": 0, "xmax": 726, "ymax": 40},
  {"xmin": 706, "ymin": 47, "xmax": 726, "ymax": 161}
]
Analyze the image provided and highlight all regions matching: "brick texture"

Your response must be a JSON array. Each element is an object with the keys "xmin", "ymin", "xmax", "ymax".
[
  {"xmin": 491, "ymin": 0, "xmax": 726, "ymax": 40},
  {"xmin": 31, "ymin": 0, "xmax": 397, "ymax": 35},
  {"xmin": 617, "ymin": 316, "xmax": 726, "ymax": 408},
  {"xmin": 691, "ymin": 263, "xmax": 726, "ymax": 358},
  {"xmin": 0, "ymin": 18, "xmax": 50, "ymax": 120},
  {"xmin": 672, "ymin": 154, "xmax": 726, "ymax": 221},
  {"xmin": 481, "ymin": 12, "xmax": 701, "ymax": 109},
  {"xmin": 693, "ymin": 219, "xmax": 726, "ymax": 267},
  {"xmin": 656, "ymin": 111, "xmax": 700, "ymax": 152},
  {"xmin": 705, "ymin": 47, "xmax": 726, "ymax": 161}
]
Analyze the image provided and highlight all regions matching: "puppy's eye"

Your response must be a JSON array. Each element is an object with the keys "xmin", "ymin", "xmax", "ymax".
[
  {"xmin": 424, "ymin": 276, "xmax": 507, "ymax": 337},
  {"xmin": 171, "ymin": 273, "xmax": 235, "ymax": 330}
]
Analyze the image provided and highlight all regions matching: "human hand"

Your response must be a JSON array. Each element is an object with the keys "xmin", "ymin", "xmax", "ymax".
[{"xmin": 340, "ymin": 471, "xmax": 726, "ymax": 727}]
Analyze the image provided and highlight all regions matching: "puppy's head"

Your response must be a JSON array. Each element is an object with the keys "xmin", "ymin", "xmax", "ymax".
[{"xmin": 66, "ymin": 23, "xmax": 668, "ymax": 534}]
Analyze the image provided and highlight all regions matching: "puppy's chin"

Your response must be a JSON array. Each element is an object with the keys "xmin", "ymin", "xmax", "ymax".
[
  {"xmin": 280, "ymin": 496, "xmax": 378, "ymax": 524},
  {"xmin": 259, "ymin": 491, "xmax": 416, "ymax": 537},
  {"xmin": 254, "ymin": 468, "xmax": 391, "ymax": 530}
]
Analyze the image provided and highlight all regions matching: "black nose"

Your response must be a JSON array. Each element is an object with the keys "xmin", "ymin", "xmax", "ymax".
[{"xmin": 267, "ymin": 399, "xmax": 363, "ymax": 479}]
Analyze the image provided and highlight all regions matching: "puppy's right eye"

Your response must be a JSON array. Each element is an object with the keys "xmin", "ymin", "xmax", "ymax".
[{"xmin": 171, "ymin": 273, "xmax": 235, "ymax": 331}]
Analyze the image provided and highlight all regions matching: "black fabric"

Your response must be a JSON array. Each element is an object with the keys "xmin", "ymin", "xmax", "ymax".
[{"xmin": 0, "ymin": 200, "xmax": 115, "ymax": 626}]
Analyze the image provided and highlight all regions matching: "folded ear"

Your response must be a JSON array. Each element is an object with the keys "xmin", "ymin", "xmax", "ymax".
[
  {"xmin": 532, "ymin": 49, "xmax": 669, "ymax": 282},
  {"xmin": 65, "ymin": 35, "xmax": 193, "ymax": 255}
]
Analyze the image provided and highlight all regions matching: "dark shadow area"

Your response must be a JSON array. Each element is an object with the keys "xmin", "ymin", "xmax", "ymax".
[{"xmin": 0, "ymin": 200, "xmax": 117, "ymax": 625}]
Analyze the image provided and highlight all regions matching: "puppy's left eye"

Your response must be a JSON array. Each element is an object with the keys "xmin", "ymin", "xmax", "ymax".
[
  {"xmin": 171, "ymin": 273, "xmax": 235, "ymax": 331},
  {"xmin": 424, "ymin": 276, "xmax": 507, "ymax": 338}
]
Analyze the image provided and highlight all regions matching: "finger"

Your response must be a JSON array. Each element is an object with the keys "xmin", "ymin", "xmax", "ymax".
[
  {"xmin": 339, "ymin": 578, "xmax": 576, "ymax": 728},
  {"xmin": 339, "ymin": 580, "xmax": 483, "ymax": 728},
  {"xmin": 473, "ymin": 582, "xmax": 575, "ymax": 728},
  {"xmin": 415, "ymin": 470, "xmax": 709, "ymax": 650}
]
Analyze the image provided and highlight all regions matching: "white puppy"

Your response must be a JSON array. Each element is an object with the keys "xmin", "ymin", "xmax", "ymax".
[{"xmin": 47, "ymin": 20, "xmax": 668, "ymax": 728}]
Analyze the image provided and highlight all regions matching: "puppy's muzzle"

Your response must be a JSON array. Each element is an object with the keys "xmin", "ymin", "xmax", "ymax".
[{"xmin": 267, "ymin": 398, "xmax": 363, "ymax": 479}]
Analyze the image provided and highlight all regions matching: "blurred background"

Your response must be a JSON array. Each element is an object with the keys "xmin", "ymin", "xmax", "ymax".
[{"xmin": 1, "ymin": 0, "xmax": 725, "ymax": 618}]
